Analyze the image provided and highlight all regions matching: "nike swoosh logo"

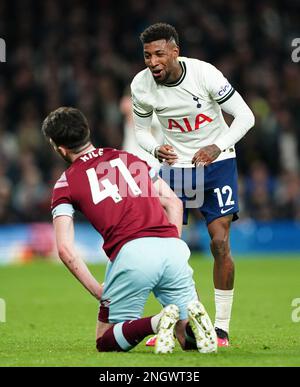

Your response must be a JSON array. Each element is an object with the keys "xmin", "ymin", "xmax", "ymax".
[
  {"xmin": 155, "ymin": 107, "xmax": 167, "ymax": 112},
  {"xmin": 220, "ymin": 207, "xmax": 234, "ymax": 214}
]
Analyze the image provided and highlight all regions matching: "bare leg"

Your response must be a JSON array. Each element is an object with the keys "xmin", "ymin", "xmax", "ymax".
[
  {"xmin": 207, "ymin": 215, "xmax": 235, "ymax": 290},
  {"xmin": 207, "ymin": 215, "xmax": 235, "ymax": 336}
]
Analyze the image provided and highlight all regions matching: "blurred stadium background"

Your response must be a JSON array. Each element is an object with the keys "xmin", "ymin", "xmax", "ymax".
[{"xmin": 0, "ymin": 0, "xmax": 300, "ymax": 263}]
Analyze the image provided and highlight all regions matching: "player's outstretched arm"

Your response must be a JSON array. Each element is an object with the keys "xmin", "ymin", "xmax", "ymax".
[
  {"xmin": 153, "ymin": 176, "xmax": 183, "ymax": 236},
  {"xmin": 53, "ymin": 215, "xmax": 103, "ymax": 300}
]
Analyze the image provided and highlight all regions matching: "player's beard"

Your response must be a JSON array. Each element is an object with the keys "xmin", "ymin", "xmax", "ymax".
[{"xmin": 152, "ymin": 69, "xmax": 170, "ymax": 84}]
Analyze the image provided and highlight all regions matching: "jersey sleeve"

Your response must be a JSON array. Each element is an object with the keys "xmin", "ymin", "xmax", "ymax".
[
  {"xmin": 130, "ymin": 84, "xmax": 159, "ymax": 156},
  {"xmin": 214, "ymin": 91, "xmax": 255, "ymax": 151},
  {"xmin": 51, "ymin": 172, "xmax": 75, "ymax": 219},
  {"xmin": 131, "ymin": 85, "xmax": 153, "ymax": 118},
  {"xmin": 204, "ymin": 63, "xmax": 235, "ymax": 104}
]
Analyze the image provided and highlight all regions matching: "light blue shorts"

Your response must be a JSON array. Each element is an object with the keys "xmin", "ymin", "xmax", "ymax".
[{"xmin": 98, "ymin": 237, "xmax": 198, "ymax": 323}]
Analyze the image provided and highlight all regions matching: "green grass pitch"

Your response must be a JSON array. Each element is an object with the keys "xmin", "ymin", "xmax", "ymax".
[{"xmin": 1, "ymin": 254, "xmax": 300, "ymax": 367}]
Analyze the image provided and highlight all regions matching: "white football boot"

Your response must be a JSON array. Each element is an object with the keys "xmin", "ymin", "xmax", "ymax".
[
  {"xmin": 154, "ymin": 304, "xmax": 179, "ymax": 354},
  {"xmin": 187, "ymin": 300, "xmax": 218, "ymax": 353}
]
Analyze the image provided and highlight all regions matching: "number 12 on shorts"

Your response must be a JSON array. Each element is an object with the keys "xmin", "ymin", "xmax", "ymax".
[{"xmin": 214, "ymin": 186, "xmax": 235, "ymax": 207}]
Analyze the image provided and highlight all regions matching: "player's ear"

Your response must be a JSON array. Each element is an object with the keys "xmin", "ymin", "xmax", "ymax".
[
  {"xmin": 173, "ymin": 45, "xmax": 179, "ymax": 59},
  {"xmin": 57, "ymin": 145, "xmax": 67, "ymax": 157}
]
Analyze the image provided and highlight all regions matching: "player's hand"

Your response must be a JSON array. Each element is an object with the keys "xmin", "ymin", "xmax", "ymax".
[
  {"xmin": 192, "ymin": 144, "xmax": 221, "ymax": 167},
  {"xmin": 155, "ymin": 145, "xmax": 178, "ymax": 165}
]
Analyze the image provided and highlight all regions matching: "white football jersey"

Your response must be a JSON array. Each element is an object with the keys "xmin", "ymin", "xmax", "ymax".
[
  {"xmin": 131, "ymin": 57, "xmax": 236, "ymax": 167},
  {"xmin": 122, "ymin": 114, "xmax": 163, "ymax": 171}
]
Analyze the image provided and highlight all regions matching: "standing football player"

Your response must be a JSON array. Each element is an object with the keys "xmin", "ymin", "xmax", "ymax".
[
  {"xmin": 131, "ymin": 23, "xmax": 255, "ymax": 347},
  {"xmin": 42, "ymin": 106, "xmax": 218, "ymax": 354}
]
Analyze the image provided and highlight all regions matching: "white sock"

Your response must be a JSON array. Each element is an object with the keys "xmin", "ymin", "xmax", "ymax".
[
  {"xmin": 214, "ymin": 288, "xmax": 234, "ymax": 334},
  {"xmin": 151, "ymin": 310, "xmax": 164, "ymax": 333}
]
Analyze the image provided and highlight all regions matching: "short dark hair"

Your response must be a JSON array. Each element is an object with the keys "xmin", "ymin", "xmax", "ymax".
[
  {"xmin": 140, "ymin": 23, "xmax": 179, "ymax": 46},
  {"xmin": 42, "ymin": 107, "xmax": 91, "ymax": 151}
]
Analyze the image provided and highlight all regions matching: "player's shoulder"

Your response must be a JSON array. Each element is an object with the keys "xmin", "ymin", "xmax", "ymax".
[
  {"xmin": 180, "ymin": 57, "xmax": 221, "ymax": 86},
  {"xmin": 114, "ymin": 148, "xmax": 145, "ymax": 162},
  {"xmin": 182, "ymin": 57, "xmax": 218, "ymax": 74},
  {"xmin": 131, "ymin": 68, "xmax": 154, "ymax": 94},
  {"xmin": 103, "ymin": 147, "xmax": 141, "ymax": 161},
  {"xmin": 104, "ymin": 148, "xmax": 150, "ymax": 170},
  {"xmin": 54, "ymin": 170, "xmax": 69, "ymax": 190}
]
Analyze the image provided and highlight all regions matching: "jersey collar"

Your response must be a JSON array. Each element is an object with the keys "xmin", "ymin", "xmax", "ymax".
[{"xmin": 163, "ymin": 61, "xmax": 186, "ymax": 87}]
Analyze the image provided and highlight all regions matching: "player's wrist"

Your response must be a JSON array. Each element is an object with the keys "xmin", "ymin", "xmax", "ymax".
[
  {"xmin": 153, "ymin": 145, "xmax": 161, "ymax": 158},
  {"xmin": 213, "ymin": 144, "xmax": 222, "ymax": 154},
  {"xmin": 213, "ymin": 141, "xmax": 224, "ymax": 153}
]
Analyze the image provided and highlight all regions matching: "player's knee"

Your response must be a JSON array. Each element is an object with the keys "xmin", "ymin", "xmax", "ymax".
[
  {"xmin": 96, "ymin": 334, "xmax": 121, "ymax": 352},
  {"xmin": 96, "ymin": 330, "xmax": 108, "ymax": 352},
  {"xmin": 96, "ymin": 323, "xmax": 114, "ymax": 352},
  {"xmin": 96, "ymin": 336, "xmax": 103, "ymax": 352}
]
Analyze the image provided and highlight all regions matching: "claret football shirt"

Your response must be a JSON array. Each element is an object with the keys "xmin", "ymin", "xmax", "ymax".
[{"xmin": 51, "ymin": 148, "xmax": 178, "ymax": 260}]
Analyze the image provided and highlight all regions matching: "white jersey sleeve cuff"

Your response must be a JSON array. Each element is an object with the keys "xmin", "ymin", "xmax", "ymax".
[{"xmin": 52, "ymin": 203, "xmax": 75, "ymax": 219}]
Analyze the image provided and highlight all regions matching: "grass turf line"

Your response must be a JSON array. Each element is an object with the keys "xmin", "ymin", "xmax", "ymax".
[{"xmin": 0, "ymin": 255, "xmax": 300, "ymax": 366}]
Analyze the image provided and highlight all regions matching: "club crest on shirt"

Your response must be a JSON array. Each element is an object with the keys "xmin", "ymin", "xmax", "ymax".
[{"xmin": 192, "ymin": 96, "xmax": 202, "ymax": 109}]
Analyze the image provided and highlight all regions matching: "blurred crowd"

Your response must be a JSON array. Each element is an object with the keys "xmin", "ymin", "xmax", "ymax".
[{"xmin": 0, "ymin": 0, "xmax": 300, "ymax": 224}]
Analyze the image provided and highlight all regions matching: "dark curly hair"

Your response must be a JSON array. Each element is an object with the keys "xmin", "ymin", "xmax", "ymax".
[
  {"xmin": 140, "ymin": 22, "xmax": 179, "ymax": 46},
  {"xmin": 42, "ymin": 107, "xmax": 91, "ymax": 152}
]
